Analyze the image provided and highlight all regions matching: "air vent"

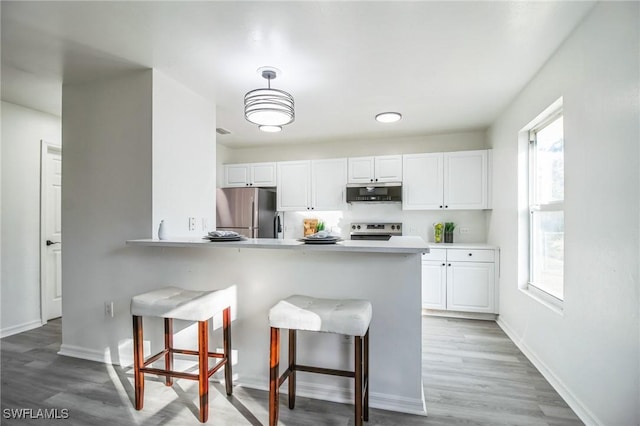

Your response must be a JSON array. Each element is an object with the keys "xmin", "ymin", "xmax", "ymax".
[{"xmin": 216, "ymin": 127, "xmax": 231, "ymax": 135}]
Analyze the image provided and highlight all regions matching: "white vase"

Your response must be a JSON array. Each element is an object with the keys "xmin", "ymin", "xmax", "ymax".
[{"xmin": 158, "ymin": 220, "xmax": 167, "ymax": 240}]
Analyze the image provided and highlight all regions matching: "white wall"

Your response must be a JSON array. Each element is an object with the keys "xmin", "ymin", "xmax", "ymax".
[
  {"xmin": 152, "ymin": 70, "xmax": 216, "ymax": 237},
  {"xmin": 222, "ymin": 130, "xmax": 489, "ymax": 242},
  {"xmin": 223, "ymin": 130, "xmax": 486, "ymax": 164},
  {"xmin": 61, "ymin": 70, "xmax": 153, "ymax": 355},
  {"xmin": 60, "ymin": 69, "xmax": 218, "ymax": 363},
  {"xmin": 487, "ymin": 3, "xmax": 639, "ymax": 425},
  {"xmin": 0, "ymin": 101, "xmax": 61, "ymax": 337}
]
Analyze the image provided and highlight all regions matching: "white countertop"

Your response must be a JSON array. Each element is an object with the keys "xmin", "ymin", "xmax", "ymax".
[
  {"xmin": 424, "ymin": 242, "xmax": 499, "ymax": 250},
  {"xmin": 126, "ymin": 236, "xmax": 429, "ymax": 254}
]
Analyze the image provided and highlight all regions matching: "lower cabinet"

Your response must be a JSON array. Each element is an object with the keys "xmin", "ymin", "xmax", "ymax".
[{"xmin": 422, "ymin": 248, "xmax": 497, "ymax": 314}]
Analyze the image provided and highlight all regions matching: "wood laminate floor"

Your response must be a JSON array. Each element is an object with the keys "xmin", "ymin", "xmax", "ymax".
[{"xmin": 1, "ymin": 316, "xmax": 583, "ymax": 425}]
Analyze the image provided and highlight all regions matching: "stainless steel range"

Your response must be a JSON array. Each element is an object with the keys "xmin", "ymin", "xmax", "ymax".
[{"xmin": 350, "ymin": 222, "xmax": 402, "ymax": 241}]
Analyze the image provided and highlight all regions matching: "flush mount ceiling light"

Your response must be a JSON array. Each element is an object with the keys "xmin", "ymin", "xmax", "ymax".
[
  {"xmin": 375, "ymin": 112, "xmax": 402, "ymax": 123},
  {"xmin": 245, "ymin": 67, "xmax": 294, "ymax": 132}
]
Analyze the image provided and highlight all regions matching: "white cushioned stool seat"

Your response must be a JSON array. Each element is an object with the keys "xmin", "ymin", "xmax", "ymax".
[
  {"xmin": 269, "ymin": 295, "xmax": 372, "ymax": 337},
  {"xmin": 131, "ymin": 286, "xmax": 233, "ymax": 322}
]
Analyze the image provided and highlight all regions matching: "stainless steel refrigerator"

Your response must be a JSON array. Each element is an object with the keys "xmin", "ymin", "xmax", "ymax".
[{"xmin": 216, "ymin": 187, "xmax": 280, "ymax": 238}]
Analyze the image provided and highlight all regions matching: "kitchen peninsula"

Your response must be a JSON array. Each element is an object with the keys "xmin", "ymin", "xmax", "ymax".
[{"xmin": 125, "ymin": 236, "xmax": 428, "ymax": 415}]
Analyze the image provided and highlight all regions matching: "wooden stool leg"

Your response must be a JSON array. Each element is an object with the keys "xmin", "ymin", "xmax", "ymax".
[
  {"xmin": 198, "ymin": 320, "xmax": 209, "ymax": 423},
  {"xmin": 355, "ymin": 335, "xmax": 363, "ymax": 426},
  {"xmin": 132, "ymin": 316, "xmax": 145, "ymax": 410},
  {"xmin": 269, "ymin": 327, "xmax": 280, "ymax": 426},
  {"xmin": 223, "ymin": 307, "xmax": 233, "ymax": 396},
  {"xmin": 164, "ymin": 318, "xmax": 173, "ymax": 386},
  {"xmin": 288, "ymin": 329, "xmax": 296, "ymax": 409},
  {"xmin": 364, "ymin": 329, "xmax": 369, "ymax": 421}
]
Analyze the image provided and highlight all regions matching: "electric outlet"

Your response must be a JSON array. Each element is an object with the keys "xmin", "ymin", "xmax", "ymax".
[
  {"xmin": 189, "ymin": 217, "xmax": 196, "ymax": 231},
  {"xmin": 105, "ymin": 301, "xmax": 114, "ymax": 318},
  {"xmin": 459, "ymin": 227, "xmax": 470, "ymax": 234},
  {"xmin": 202, "ymin": 217, "xmax": 208, "ymax": 231}
]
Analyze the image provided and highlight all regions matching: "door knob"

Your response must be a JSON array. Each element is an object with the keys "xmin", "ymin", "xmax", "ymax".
[{"xmin": 46, "ymin": 240, "xmax": 59, "ymax": 246}]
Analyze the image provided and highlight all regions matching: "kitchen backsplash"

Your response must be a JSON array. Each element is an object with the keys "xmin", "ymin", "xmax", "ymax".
[{"xmin": 281, "ymin": 203, "xmax": 488, "ymax": 243}]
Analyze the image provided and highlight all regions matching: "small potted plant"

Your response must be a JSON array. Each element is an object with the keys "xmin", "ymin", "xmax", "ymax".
[{"xmin": 444, "ymin": 222, "xmax": 456, "ymax": 243}]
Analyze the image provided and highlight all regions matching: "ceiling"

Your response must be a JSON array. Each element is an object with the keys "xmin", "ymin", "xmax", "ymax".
[{"xmin": 1, "ymin": 1, "xmax": 595, "ymax": 148}]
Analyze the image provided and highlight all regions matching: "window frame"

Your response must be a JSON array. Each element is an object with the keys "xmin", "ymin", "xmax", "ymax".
[{"xmin": 527, "ymin": 108, "xmax": 564, "ymax": 305}]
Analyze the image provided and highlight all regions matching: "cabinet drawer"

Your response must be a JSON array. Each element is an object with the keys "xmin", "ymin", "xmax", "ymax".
[
  {"xmin": 447, "ymin": 249, "xmax": 494, "ymax": 262},
  {"xmin": 422, "ymin": 249, "xmax": 446, "ymax": 261}
]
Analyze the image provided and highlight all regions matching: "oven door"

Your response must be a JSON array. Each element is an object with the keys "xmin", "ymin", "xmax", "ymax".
[{"xmin": 350, "ymin": 234, "xmax": 392, "ymax": 241}]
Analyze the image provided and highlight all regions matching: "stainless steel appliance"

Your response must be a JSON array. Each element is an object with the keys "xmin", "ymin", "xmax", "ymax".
[
  {"xmin": 216, "ymin": 187, "xmax": 280, "ymax": 238},
  {"xmin": 346, "ymin": 183, "xmax": 402, "ymax": 203},
  {"xmin": 350, "ymin": 222, "xmax": 402, "ymax": 241}
]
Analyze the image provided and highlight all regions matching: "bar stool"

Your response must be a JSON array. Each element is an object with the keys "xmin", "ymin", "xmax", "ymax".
[
  {"xmin": 131, "ymin": 286, "xmax": 234, "ymax": 423},
  {"xmin": 268, "ymin": 295, "xmax": 371, "ymax": 426}
]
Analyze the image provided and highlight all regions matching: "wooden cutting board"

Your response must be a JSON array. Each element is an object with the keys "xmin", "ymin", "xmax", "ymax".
[{"xmin": 303, "ymin": 219, "xmax": 318, "ymax": 236}]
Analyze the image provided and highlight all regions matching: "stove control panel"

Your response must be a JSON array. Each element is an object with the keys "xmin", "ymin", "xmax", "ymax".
[{"xmin": 349, "ymin": 223, "xmax": 402, "ymax": 235}]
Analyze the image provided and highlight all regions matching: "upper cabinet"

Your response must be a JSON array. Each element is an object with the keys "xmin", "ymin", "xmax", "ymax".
[
  {"xmin": 223, "ymin": 162, "xmax": 276, "ymax": 187},
  {"xmin": 277, "ymin": 158, "xmax": 347, "ymax": 211},
  {"xmin": 403, "ymin": 149, "xmax": 490, "ymax": 210},
  {"xmin": 348, "ymin": 155, "xmax": 402, "ymax": 184}
]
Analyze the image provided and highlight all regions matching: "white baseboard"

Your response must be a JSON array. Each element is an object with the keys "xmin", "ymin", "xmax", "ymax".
[
  {"xmin": 237, "ymin": 375, "xmax": 427, "ymax": 416},
  {"xmin": 496, "ymin": 317, "xmax": 602, "ymax": 426},
  {"xmin": 0, "ymin": 319, "xmax": 42, "ymax": 338},
  {"xmin": 422, "ymin": 309, "xmax": 497, "ymax": 321},
  {"xmin": 58, "ymin": 344, "xmax": 117, "ymax": 364}
]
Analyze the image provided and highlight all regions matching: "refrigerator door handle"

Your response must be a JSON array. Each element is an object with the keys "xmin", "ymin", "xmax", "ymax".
[{"xmin": 251, "ymin": 200, "xmax": 256, "ymax": 238}]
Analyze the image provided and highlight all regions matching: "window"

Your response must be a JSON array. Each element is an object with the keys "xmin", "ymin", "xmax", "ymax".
[{"xmin": 529, "ymin": 111, "xmax": 564, "ymax": 301}]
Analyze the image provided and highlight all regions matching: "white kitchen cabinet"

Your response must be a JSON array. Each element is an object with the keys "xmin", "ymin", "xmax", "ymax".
[
  {"xmin": 348, "ymin": 155, "xmax": 402, "ymax": 184},
  {"xmin": 311, "ymin": 158, "xmax": 348, "ymax": 211},
  {"xmin": 402, "ymin": 153, "xmax": 444, "ymax": 209},
  {"xmin": 403, "ymin": 150, "xmax": 489, "ymax": 210},
  {"xmin": 444, "ymin": 150, "xmax": 489, "ymax": 210},
  {"xmin": 277, "ymin": 158, "xmax": 347, "ymax": 211},
  {"xmin": 422, "ymin": 248, "xmax": 498, "ymax": 314},
  {"xmin": 421, "ymin": 249, "xmax": 447, "ymax": 310},
  {"xmin": 223, "ymin": 162, "xmax": 277, "ymax": 187}
]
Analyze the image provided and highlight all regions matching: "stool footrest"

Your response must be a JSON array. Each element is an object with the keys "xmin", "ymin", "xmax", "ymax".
[
  {"xmin": 171, "ymin": 348, "xmax": 225, "ymax": 359},
  {"xmin": 283, "ymin": 364, "xmax": 355, "ymax": 381},
  {"xmin": 142, "ymin": 367, "xmax": 199, "ymax": 381},
  {"xmin": 141, "ymin": 358, "xmax": 228, "ymax": 381}
]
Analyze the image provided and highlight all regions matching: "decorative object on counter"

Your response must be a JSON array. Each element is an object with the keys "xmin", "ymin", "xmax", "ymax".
[
  {"xmin": 444, "ymin": 222, "xmax": 456, "ymax": 243},
  {"xmin": 433, "ymin": 223, "xmax": 443, "ymax": 243},
  {"xmin": 244, "ymin": 67, "xmax": 295, "ymax": 133},
  {"xmin": 298, "ymin": 230, "xmax": 342, "ymax": 244},
  {"xmin": 303, "ymin": 218, "xmax": 319, "ymax": 236},
  {"xmin": 203, "ymin": 230, "xmax": 245, "ymax": 242},
  {"xmin": 158, "ymin": 220, "xmax": 167, "ymax": 240},
  {"xmin": 316, "ymin": 221, "xmax": 325, "ymax": 232}
]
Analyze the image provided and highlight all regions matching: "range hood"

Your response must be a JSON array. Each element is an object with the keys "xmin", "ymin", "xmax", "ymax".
[{"xmin": 346, "ymin": 182, "xmax": 402, "ymax": 203}]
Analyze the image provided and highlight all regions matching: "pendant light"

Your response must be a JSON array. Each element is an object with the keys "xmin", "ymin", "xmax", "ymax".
[{"xmin": 244, "ymin": 67, "xmax": 295, "ymax": 132}]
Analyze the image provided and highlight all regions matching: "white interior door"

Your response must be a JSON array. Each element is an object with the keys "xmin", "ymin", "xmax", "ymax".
[{"xmin": 41, "ymin": 142, "xmax": 62, "ymax": 321}]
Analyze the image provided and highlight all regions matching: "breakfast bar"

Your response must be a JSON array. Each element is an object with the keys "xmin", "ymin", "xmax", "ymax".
[{"xmin": 125, "ymin": 237, "xmax": 428, "ymax": 416}]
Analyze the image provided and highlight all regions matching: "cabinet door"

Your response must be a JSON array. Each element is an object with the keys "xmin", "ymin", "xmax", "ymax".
[
  {"xmin": 277, "ymin": 161, "xmax": 311, "ymax": 211},
  {"xmin": 223, "ymin": 164, "xmax": 250, "ymax": 187},
  {"xmin": 348, "ymin": 157, "xmax": 375, "ymax": 183},
  {"xmin": 374, "ymin": 155, "xmax": 403, "ymax": 182},
  {"xmin": 422, "ymin": 261, "xmax": 447, "ymax": 310},
  {"xmin": 446, "ymin": 261, "xmax": 495, "ymax": 313},
  {"xmin": 444, "ymin": 150, "xmax": 488, "ymax": 209},
  {"xmin": 251, "ymin": 162, "xmax": 277, "ymax": 187},
  {"xmin": 402, "ymin": 153, "xmax": 444, "ymax": 210},
  {"xmin": 312, "ymin": 158, "xmax": 347, "ymax": 211}
]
